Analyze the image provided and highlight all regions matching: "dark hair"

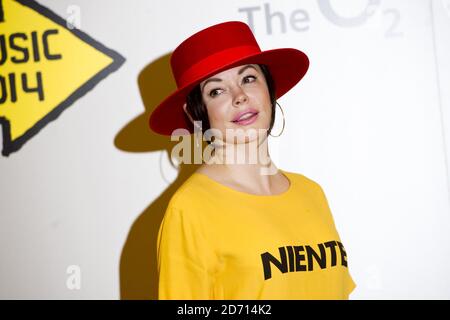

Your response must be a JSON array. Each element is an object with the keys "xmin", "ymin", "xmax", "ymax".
[{"xmin": 185, "ymin": 64, "xmax": 277, "ymax": 142}]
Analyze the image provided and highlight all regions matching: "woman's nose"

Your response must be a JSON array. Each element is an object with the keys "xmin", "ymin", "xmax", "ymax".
[{"xmin": 232, "ymin": 88, "xmax": 248, "ymax": 107}]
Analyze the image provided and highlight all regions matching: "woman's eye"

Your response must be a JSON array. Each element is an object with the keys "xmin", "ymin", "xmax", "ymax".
[
  {"xmin": 243, "ymin": 75, "xmax": 257, "ymax": 83},
  {"xmin": 209, "ymin": 89, "xmax": 222, "ymax": 97},
  {"xmin": 208, "ymin": 76, "xmax": 257, "ymax": 98}
]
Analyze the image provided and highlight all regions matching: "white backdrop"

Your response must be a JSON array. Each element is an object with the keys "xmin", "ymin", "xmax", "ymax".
[{"xmin": 0, "ymin": 0, "xmax": 449, "ymax": 299}]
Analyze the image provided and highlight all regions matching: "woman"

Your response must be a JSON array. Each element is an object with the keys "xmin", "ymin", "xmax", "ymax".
[{"xmin": 149, "ymin": 21, "xmax": 356, "ymax": 299}]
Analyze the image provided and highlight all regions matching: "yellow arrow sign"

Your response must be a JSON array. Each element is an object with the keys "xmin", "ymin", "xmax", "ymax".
[{"xmin": 0, "ymin": 0, "xmax": 125, "ymax": 156}]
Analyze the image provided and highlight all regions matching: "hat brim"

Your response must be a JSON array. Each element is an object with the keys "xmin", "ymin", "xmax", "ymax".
[{"xmin": 149, "ymin": 48, "xmax": 309, "ymax": 136}]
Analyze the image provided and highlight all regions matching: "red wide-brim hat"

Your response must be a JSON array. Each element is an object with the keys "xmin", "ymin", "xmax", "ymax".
[{"xmin": 149, "ymin": 21, "xmax": 310, "ymax": 136}]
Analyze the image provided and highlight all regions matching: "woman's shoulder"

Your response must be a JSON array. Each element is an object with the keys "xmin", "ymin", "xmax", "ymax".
[
  {"xmin": 282, "ymin": 169, "xmax": 324, "ymax": 191},
  {"xmin": 165, "ymin": 172, "xmax": 212, "ymax": 211}
]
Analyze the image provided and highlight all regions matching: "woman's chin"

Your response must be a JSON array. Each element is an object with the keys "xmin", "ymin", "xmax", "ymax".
[
  {"xmin": 207, "ymin": 122, "xmax": 269, "ymax": 145},
  {"xmin": 227, "ymin": 127, "xmax": 269, "ymax": 144}
]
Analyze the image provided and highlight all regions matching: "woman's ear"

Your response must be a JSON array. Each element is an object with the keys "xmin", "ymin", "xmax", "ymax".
[{"xmin": 182, "ymin": 103, "xmax": 195, "ymax": 125}]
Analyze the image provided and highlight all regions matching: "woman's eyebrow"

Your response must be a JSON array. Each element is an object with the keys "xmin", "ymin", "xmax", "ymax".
[{"xmin": 201, "ymin": 64, "xmax": 258, "ymax": 93}]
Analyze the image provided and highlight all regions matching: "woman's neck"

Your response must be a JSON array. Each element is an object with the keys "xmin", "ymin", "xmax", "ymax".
[{"xmin": 203, "ymin": 135, "xmax": 281, "ymax": 194}]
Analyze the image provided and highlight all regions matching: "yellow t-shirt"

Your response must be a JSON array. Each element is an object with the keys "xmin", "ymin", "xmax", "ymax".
[{"xmin": 156, "ymin": 170, "xmax": 356, "ymax": 299}]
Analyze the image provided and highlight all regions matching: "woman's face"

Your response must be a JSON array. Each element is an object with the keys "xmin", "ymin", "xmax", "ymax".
[{"xmin": 199, "ymin": 64, "xmax": 272, "ymax": 144}]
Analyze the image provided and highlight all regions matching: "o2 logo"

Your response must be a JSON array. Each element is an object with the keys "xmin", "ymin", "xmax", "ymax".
[
  {"xmin": 317, "ymin": 0, "xmax": 403, "ymax": 38},
  {"xmin": 238, "ymin": 1, "xmax": 403, "ymax": 38},
  {"xmin": 318, "ymin": 0, "xmax": 381, "ymax": 28}
]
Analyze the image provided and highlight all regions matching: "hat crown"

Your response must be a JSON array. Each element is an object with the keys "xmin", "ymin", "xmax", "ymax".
[{"xmin": 170, "ymin": 21, "xmax": 261, "ymax": 88}]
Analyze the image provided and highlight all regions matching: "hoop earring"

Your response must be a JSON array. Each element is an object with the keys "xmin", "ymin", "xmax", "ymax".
[{"xmin": 269, "ymin": 101, "xmax": 285, "ymax": 137}]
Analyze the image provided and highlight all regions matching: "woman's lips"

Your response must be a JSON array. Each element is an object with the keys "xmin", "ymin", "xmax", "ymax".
[
  {"xmin": 232, "ymin": 112, "xmax": 259, "ymax": 125},
  {"xmin": 232, "ymin": 108, "xmax": 259, "ymax": 121}
]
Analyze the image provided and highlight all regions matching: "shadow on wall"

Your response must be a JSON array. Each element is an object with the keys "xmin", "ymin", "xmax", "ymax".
[{"xmin": 115, "ymin": 53, "xmax": 200, "ymax": 299}]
